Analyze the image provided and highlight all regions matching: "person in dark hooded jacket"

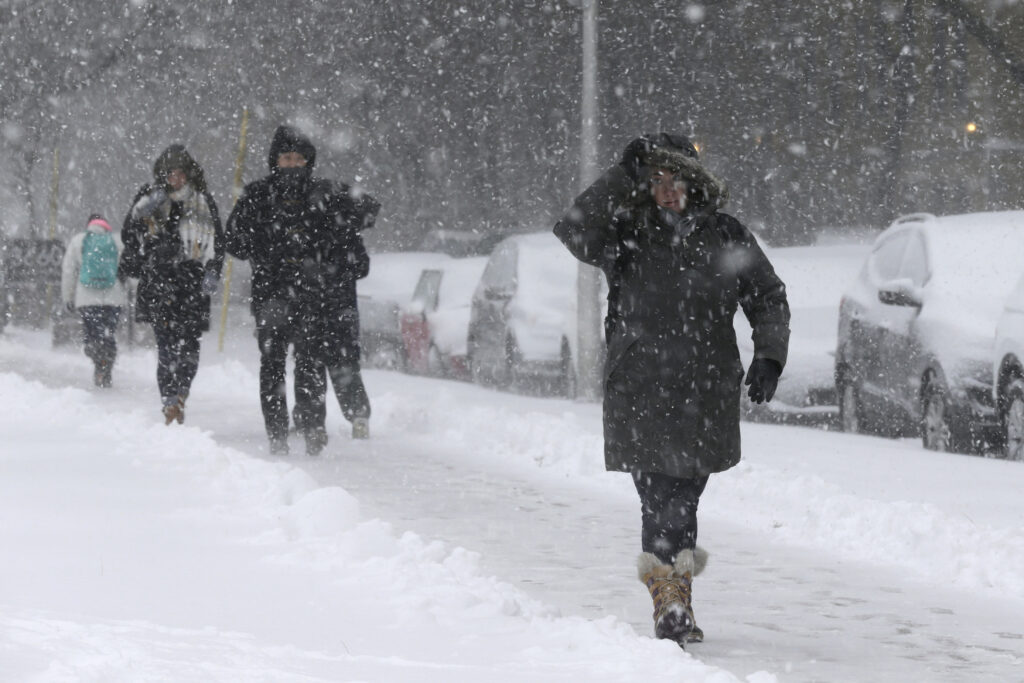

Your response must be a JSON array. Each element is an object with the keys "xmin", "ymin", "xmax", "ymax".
[
  {"xmin": 554, "ymin": 133, "xmax": 790, "ymax": 647},
  {"xmin": 225, "ymin": 125, "xmax": 378, "ymax": 456},
  {"xmin": 120, "ymin": 145, "xmax": 225, "ymax": 425}
]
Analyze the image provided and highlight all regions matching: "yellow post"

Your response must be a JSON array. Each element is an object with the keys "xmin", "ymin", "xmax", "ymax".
[
  {"xmin": 217, "ymin": 107, "xmax": 249, "ymax": 352},
  {"xmin": 48, "ymin": 148, "xmax": 59, "ymax": 238},
  {"xmin": 45, "ymin": 147, "xmax": 60, "ymax": 321}
]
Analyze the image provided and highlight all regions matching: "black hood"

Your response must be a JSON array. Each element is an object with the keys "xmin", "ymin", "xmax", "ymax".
[
  {"xmin": 153, "ymin": 144, "xmax": 207, "ymax": 193},
  {"xmin": 268, "ymin": 125, "xmax": 317, "ymax": 172},
  {"xmin": 641, "ymin": 132, "xmax": 728, "ymax": 213}
]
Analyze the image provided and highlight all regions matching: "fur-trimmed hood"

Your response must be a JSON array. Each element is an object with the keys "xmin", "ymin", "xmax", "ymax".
[
  {"xmin": 645, "ymin": 145, "xmax": 729, "ymax": 215},
  {"xmin": 153, "ymin": 144, "xmax": 207, "ymax": 194}
]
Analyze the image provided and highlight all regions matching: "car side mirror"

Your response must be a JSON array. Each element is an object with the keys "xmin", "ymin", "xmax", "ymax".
[{"xmin": 878, "ymin": 280, "xmax": 922, "ymax": 308}]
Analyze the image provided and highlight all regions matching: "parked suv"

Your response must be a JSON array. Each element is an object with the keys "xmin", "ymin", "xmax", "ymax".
[
  {"xmin": 400, "ymin": 257, "xmax": 488, "ymax": 378},
  {"xmin": 467, "ymin": 232, "xmax": 605, "ymax": 398},
  {"xmin": 992, "ymin": 269, "xmax": 1024, "ymax": 461},
  {"xmin": 835, "ymin": 211, "xmax": 1024, "ymax": 453}
]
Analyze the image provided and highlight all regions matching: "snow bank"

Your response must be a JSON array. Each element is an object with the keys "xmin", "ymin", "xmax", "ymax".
[
  {"xmin": 369, "ymin": 375, "xmax": 1024, "ymax": 602},
  {"xmin": 0, "ymin": 371, "xmax": 759, "ymax": 682}
]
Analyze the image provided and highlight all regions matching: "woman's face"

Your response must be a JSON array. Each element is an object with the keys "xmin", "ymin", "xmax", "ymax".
[
  {"xmin": 166, "ymin": 168, "xmax": 187, "ymax": 191},
  {"xmin": 650, "ymin": 167, "xmax": 687, "ymax": 213}
]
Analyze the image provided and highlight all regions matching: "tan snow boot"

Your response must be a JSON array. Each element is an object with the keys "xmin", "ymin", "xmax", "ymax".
[
  {"xmin": 162, "ymin": 395, "xmax": 185, "ymax": 425},
  {"xmin": 638, "ymin": 548, "xmax": 706, "ymax": 645},
  {"xmin": 639, "ymin": 552, "xmax": 694, "ymax": 644},
  {"xmin": 674, "ymin": 548, "xmax": 703, "ymax": 643}
]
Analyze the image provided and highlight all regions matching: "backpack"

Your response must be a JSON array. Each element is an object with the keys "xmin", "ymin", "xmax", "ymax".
[{"xmin": 79, "ymin": 232, "xmax": 119, "ymax": 289}]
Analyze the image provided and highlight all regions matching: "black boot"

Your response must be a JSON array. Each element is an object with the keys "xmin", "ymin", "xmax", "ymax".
[{"xmin": 305, "ymin": 427, "xmax": 328, "ymax": 456}]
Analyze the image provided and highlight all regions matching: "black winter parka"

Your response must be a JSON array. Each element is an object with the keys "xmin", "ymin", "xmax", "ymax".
[
  {"xmin": 120, "ymin": 184, "xmax": 224, "ymax": 336},
  {"xmin": 554, "ymin": 163, "xmax": 790, "ymax": 479},
  {"xmin": 225, "ymin": 175, "xmax": 377, "ymax": 365}
]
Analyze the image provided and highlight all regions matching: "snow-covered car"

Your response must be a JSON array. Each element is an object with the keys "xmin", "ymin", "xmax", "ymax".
[
  {"xmin": 359, "ymin": 252, "xmax": 452, "ymax": 371},
  {"xmin": 735, "ymin": 238, "xmax": 871, "ymax": 424},
  {"xmin": 835, "ymin": 211, "xmax": 1024, "ymax": 453},
  {"xmin": 400, "ymin": 257, "xmax": 488, "ymax": 379},
  {"xmin": 467, "ymin": 232, "xmax": 605, "ymax": 398},
  {"xmin": 991, "ymin": 265, "xmax": 1024, "ymax": 461}
]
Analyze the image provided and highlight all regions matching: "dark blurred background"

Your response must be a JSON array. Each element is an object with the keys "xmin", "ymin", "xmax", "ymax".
[{"xmin": 2, "ymin": 0, "xmax": 1022, "ymax": 250}]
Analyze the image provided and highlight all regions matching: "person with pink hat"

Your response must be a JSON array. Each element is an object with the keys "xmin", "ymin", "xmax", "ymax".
[{"xmin": 60, "ymin": 213, "xmax": 127, "ymax": 387}]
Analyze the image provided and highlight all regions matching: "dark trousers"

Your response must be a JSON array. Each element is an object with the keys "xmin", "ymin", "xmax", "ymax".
[
  {"xmin": 79, "ymin": 306, "xmax": 120, "ymax": 369},
  {"xmin": 298, "ymin": 362, "xmax": 371, "ymax": 428},
  {"xmin": 256, "ymin": 307, "xmax": 295, "ymax": 442},
  {"xmin": 632, "ymin": 471, "xmax": 709, "ymax": 565},
  {"xmin": 256, "ymin": 300, "xmax": 330, "ymax": 442},
  {"xmin": 153, "ymin": 325, "xmax": 200, "ymax": 405},
  {"xmin": 257, "ymin": 300, "xmax": 372, "ymax": 442}
]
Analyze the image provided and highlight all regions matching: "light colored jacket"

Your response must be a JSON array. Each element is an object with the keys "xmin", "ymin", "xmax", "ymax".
[{"xmin": 61, "ymin": 225, "xmax": 127, "ymax": 309}]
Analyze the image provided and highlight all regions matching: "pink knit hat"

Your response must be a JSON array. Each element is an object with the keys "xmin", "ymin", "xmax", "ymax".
[{"xmin": 87, "ymin": 214, "xmax": 112, "ymax": 232}]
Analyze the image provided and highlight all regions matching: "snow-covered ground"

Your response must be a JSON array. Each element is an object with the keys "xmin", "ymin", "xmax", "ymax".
[{"xmin": 2, "ymin": 303, "xmax": 1023, "ymax": 682}]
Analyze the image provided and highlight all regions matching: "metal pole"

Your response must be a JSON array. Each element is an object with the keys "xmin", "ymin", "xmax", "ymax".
[
  {"xmin": 576, "ymin": 0, "xmax": 602, "ymax": 400},
  {"xmin": 217, "ymin": 107, "xmax": 249, "ymax": 352}
]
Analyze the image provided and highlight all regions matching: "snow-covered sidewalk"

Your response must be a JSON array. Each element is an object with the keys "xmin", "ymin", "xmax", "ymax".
[
  {"xmin": 0, "ymin": 334, "xmax": 758, "ymax": 682},
  {"xmin": 2, "ymin": 321, "xmax": 1024, "ymax": 681}
]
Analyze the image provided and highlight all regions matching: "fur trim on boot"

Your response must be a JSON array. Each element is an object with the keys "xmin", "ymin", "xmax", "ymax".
[
  {"xmin": 671, "ymin": 546, "xmax": 709, "ymax": 577},
  {"xmin": 672, "ymin": 549, "xmax": 704, "ymax": 643}
]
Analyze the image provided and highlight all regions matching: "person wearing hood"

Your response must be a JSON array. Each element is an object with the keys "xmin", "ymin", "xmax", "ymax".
[
  {"xmin": 225, "ymin": 125, "xmax": 379, "ymax": 456},
  {"xmin": 120, "ymin": 145, "xmax": 225, "ymax": 425},
  {"xmin": 60, "ymin": 214, "xmax": 127, "ymax": 387},
  {"xmin": 553, "ymin": 133, "xmax": 790, "ymax": 647}
]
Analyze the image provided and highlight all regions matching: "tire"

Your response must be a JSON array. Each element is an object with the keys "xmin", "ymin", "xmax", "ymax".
[
  {"xmin": 469, "ymin": 352, "xmax": 489, "ymax": 386},
  {"xmin": 921, "ymin": 379, "xmax": 953, "ymax": 452},
  {"xmin": 427, "ymin": 344, "xmax": 448, "ymax": 378},
  {"xmin": 366, "ymin": 340, "xmax": 405, "ymax": 372},
  {"xmin": 501, "ymin": 334, "xmax": 520, "ymax": 390},
  {"xmin": 1002, "ymin": 379, "xmax": 1024, "ymax": 461},
  {"xmin": 559, "ymin": 339, "xmax": 577, "ymax": 399},
  {"xmin": 838, "ymin": 381, "xmax": 862, "ymax": 434}
]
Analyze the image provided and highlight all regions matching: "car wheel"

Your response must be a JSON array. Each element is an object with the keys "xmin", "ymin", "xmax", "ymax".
[
  {"xmin": 469, "ymin": 352, "xmax": 489, "ymax": 385},
  {"xmin": 502, "ymin": 334, "xmax": 521, "ymax": 390},
  {"xmin": 921, "ymin": 379, "xmax": 953, "ymax": 452},
  {"xmin": 427, "ymin": 344, "xmax": 447, "ymax": 378},
  {"xmin": 560, "ymin": 338, "xmax": 577, "ymax": 399},
  {"xmin": 367, "ymin": 340, "xmax": 405, "ymax": 372},
  {"xmin": 1002, "ymin": 379, "xmax": 1024, "ymax": 461},
  {"xmin": 838, "ymin": 381, "xmax": 862, "ymax": 434}
]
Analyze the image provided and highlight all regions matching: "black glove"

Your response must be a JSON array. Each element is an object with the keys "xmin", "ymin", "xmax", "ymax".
[
  {"xmin": 620, "ymin": 135, "xmax": 654, "ymax": 183},
  {"xmin": 201, "ymin": 269, "xmax": 219, "ymax": 296},
  {"xmin": 131, "ymin": 187, "xmax": 168, "ymax": 220},
  {"xmin": 745, "ymin": 358, "xmax": 781, "ymax": 404}
]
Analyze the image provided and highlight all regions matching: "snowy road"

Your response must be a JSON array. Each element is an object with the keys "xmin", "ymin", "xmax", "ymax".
[{"xmin": 3, "ymin": 318, "xmax": 1023, "ymax": 682}]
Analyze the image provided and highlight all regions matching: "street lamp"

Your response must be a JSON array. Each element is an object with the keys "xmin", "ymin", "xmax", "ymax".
[{"xmin": 575, "ymin": 0, "xmax": 603, "ymax": 401}]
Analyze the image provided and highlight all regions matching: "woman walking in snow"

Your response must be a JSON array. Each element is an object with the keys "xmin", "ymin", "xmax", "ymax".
[
  {"xmin": 120, "ymin": 145, "xmax": 224, "ymax": 425},
  {"xmin": 60, "ymin": 213, "xmax": 127, "ymax": 387},
  {"xmin": 553, "ymin": 133, "xmax": 790, "ymax": 646}
]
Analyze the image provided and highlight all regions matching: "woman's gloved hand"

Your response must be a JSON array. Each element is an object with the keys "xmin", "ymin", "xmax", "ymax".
[{"xmin": 745, "ymin": 358, "xmax": 781, "ymax": 404}]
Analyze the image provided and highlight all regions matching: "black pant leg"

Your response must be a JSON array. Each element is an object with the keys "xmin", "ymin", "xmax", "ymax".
[
  {"xmin": 176, "ymin": 335, "xmax": 201, "ymax": 398},
  {"xmin": 79, "ymin": 306, "xmax": 119, "ymax": 367},
  {"xmin": 293, "ymin": 335, "xmax": 327, "ymax": 432},
  {"xmin": 328, "ymin": 362, "xmax": 371, "ymax": 421},
  {"xmin": 632, "ymin": 471, "xmax": 709, "ymax": 565},
  {"xmin": 256, "ymin": 305, "xmax": 291, "ymax": 441},
  {"xmin": 153, "ymin": 325, "xmax": 177, "ymax": 403}
]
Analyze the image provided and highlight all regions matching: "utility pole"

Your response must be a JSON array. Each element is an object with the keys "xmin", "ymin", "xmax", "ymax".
[{"xmin": 575, "ymin": 0, "xmax": 603, "ymax": 401}]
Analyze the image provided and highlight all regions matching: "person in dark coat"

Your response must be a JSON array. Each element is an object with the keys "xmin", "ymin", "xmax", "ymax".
[
  {"xmin": 225, "ymin": 125, "xmax": 378, "ymax": 456},
  {"xmin": 120, "ymin": 145, "xmax": 225, "ymax": 424},
  {"xmin": 553, "ymin": 133, "xmax": 790, "ymax": 647}
]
